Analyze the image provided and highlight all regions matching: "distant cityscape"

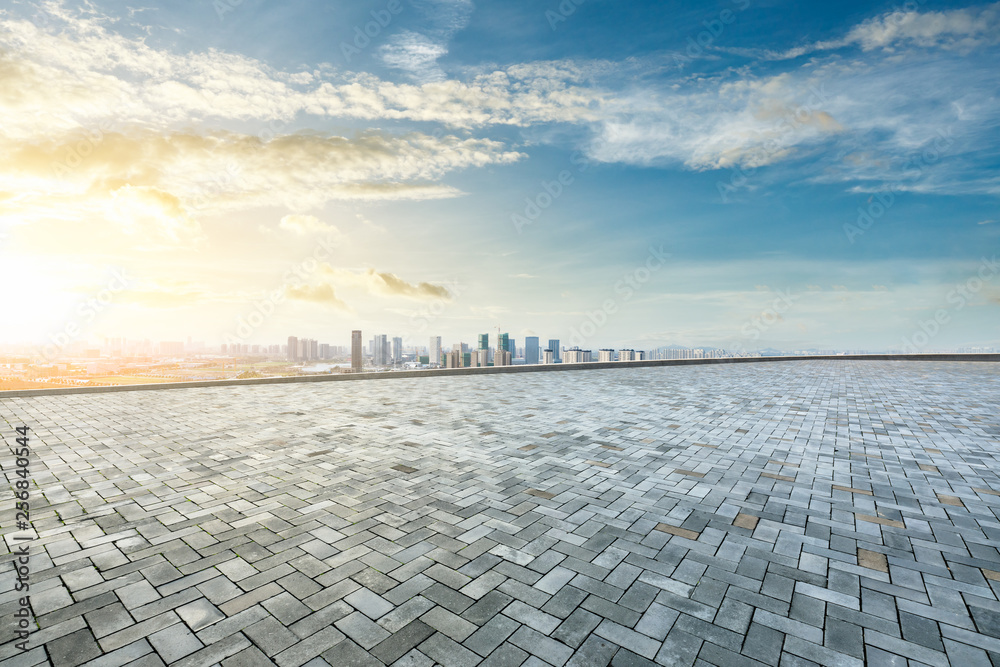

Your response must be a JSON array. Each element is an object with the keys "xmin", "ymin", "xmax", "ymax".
[{"xmin": 0, "ymin": 332, "xmax": 995, "ymax": 390}]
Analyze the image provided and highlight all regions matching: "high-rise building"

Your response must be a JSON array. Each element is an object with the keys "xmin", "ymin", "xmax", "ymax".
[
  {"xmin": 525, "ymin": 337, "xmax": 539, "ymax": 365},
  {"xmin": 351, "ymin": 330, "xmax": 362, "ymax": 372},
  {"xmin": 599, "ymin": 349, "xmax": 614, "ymax": 362},
  {"xmin": 478, "ymin": 334, "xmax": 489, "ymax": 350},
  {"xmin": 543, "ymin": 349, "xmax": 554, "ymax": 364},
  {"xmin": 619, "ymin": 349, "xmax": 636, "ymax": 361},
  {"xmin": 429, "ymin": 336, "xmax": 442, "ymax": 367},
  {"xmin": 494, "ymin": 333, "xmax": 510, "ymax": 365},
  {"xmin": 474, "ymin": 349, "xmax": 488, "ymax": 367},
  {"xmin": 548, "ymin": 339, "xmax": 561, "ymax": 363},
  {"xmin": 373, "ymin": 334, "xmax": 388, "ymax": 366},
  {"xmin": 392, "ymin": 337, "xmax": 402, "ymax": 365},
  {"xmin": 287, "ymin": 336, "xmax": 298, "ymax": 361}
]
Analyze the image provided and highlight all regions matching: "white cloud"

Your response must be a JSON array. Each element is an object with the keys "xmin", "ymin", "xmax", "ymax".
[
  {"xmin": 319, "ymin": 265, "xmax": 454, "ymax": 301},
  {"xmin": 2, "ymin": 1, "xmax": 996, "ymax": 200},
  {"xmin": 278, "ymin": 215, "xmax": 342, "ymax": 236},
  {"xmin": 762, "ymin": 2, "xmax": 1000, "ymax": 60},
  {"xmin": 0, "ymin": 128, "xmax": 524, "ymax": 248},
  {"xmin": 587, "ymin": 73, "xmax": 844, "ymax": 170},
  {"xmin": 0, "ymin": 8, "xmax": 603, "ymax": 133},
  {"xmin": 379, "ymin": 0, "xmax": 475, "ymax": 81}
]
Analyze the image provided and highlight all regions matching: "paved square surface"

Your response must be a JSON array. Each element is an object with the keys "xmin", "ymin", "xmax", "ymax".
[{"xmin": 3, "ymin": 360, "xmax": 1000, "ymax": 666}]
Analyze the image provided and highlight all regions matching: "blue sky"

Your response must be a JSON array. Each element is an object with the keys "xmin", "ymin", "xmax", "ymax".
[{"xmin": 1, "ymin": 0, "xmax": 998, "ymax": 353}]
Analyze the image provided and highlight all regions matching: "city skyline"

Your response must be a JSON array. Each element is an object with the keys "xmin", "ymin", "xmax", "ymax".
[{"xmin": 2, "ymin": 1, "xmax": 999, "ymax": 355}]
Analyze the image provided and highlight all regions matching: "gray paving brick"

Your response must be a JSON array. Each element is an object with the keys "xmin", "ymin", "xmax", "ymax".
[
  {"xmin": 8, "ymin": 361, "xmax": 1000, "ymax": 667},
  {"xmin": 420, "ymin": 606, "xmax": 478, "ymax": 642},
  {"xmin": 46, "ymin": 628, "xmax": 102, "ymax": 666},
  {"xmin": 370, "ymin": 620, "xmax": 435, "ymax": 664},
  {"xmin": 565, "ymin": 634, "xmax": 618, "ymax": 667},
  {"xmin": 175, "ymin": 598, "xmax": 225, "ymax": 632},
  {"xmin": 419, "ymin": 632, "xmax": 482, "ymax": 667},
  {"xmin": 272, "ymin": 626, "xmax": 346, "ymax": 667},
  {"xmin": 480, "ymin": 642, "xmax": 530, "ymax": 667},
  {"xmin": 509, "ymin": 626, "xmax": 574, "ymax": 667},
  {"xmin": 85, "ymin": 602, "xmax": 134, "ymax": 639},
  {"xmin": 377, "ymin": 596, "xmax": 436, "ymax": 634},
  {"xmin": 148, "ymin": 623, "xmax": 203, "ymax": 663},
  {"xmin": 654, "ymin": 628, "xmax": 702, "ymax": 667},
  {"xmin": 244, "ymin": 615, "xmax": 300, "ymax": 656},
  {"xmin": 552, "ymin": 608, "xmax": 602, "ymax": 649},
  {"xmin": 221, "ymin": 645, "xmax": 275, "ymax": 667},
  {"xmin": 741, "ymin": 621, "xmax": 784, "ymax": 665},
  {"xmin": 465, "ymin": 613, "xmax": 521, "ymax": 657},
  {"xmin": 336, "ymin": 610, "xmax": 391, "ymax": 649},
  {"xmin": 502, "ymin": 600, "xmax": 561, "ymax": 635}
]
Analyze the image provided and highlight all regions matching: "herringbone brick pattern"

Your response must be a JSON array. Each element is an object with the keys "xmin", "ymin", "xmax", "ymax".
[{"xmin": 2, "ymin": 360, "xmax": 1000, "ymax": 666}]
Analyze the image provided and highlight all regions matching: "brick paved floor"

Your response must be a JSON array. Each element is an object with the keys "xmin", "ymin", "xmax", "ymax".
[{"xmin": 2, "ymin": 360, "xmax": 1000, "ymax": 666}]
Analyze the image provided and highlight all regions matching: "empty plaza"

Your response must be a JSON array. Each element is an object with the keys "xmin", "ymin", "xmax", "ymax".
[{"xmin": 2, "ymin": 360, "xmax": 1000, "ymax": 666}]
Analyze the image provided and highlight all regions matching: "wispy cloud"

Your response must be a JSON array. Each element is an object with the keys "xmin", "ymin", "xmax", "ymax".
[
  {"xmin": 0, "ymin": 8, "xmax": 602, "ymax": 132},
  {"xmin": 285, "ymin": 284, "xmax": 348, "ymax": 309},
  {"xmin": 379, "ymin": 0, "xmax": 475, "ymax": 81},
  {"xmin": 755, "ymin": 2, "xmax": 1000, "ymax": 60},
  {"xmin": 320, "ymin": 265, "xmax": 454, "ymax": 301},
  {"xmin": 278, "ymin": 215, "xmax": 341, "ymax": 237},
  {"xmin": 0, "ymin": 128, "xmax": 523, "ymax": 247}
]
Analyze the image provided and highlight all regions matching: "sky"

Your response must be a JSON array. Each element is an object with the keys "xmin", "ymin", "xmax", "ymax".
[{"xmin": 1, "ymin": 0, "xmax": 998, "ymax": 354}]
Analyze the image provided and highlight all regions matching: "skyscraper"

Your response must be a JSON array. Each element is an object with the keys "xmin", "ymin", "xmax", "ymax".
[
  {"xmin": 525, "ymin": 337, "xmax": 540, "ymax": 365},
  {"xmin": 494, "ymin": 333, "xmax": 512, "ymax": 366},
  {"xmin": 392, "ymin": 337, "xmax": 402, "ymax": 365},
  {"xmin": 374, "ymin": 334, "xmax": 388, "ymax": 366},
  {"xmin": 429, "ymin": 336, "xmax": 442, "ymax": 367},
  {"xmin": 548, "ymin": 339, "xmax": 561, "ymax": 363},
  {"xmin": 287, "ymin": 336, "xmax": 298, "ymax": 361},
  {"xmin": 351, "ymin": 330, "xmax": 362, "ymax": 372},
  {"xmin": 478, "ymin": 333, "xmax": 489, "ymax": 350}
]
